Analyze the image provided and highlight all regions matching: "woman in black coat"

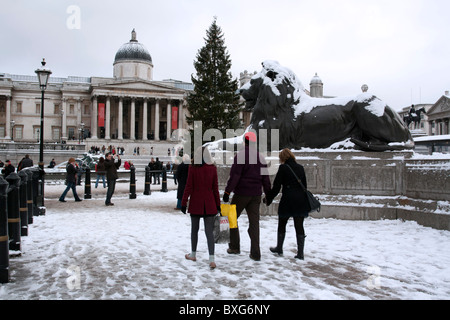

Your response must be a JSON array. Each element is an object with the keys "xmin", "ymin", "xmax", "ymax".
[
  {"xmin": 175, "ymin": 154, "xmax": 190, "ymax": 209},
  {"xmin": 265, "ymin": 148, "xmax": 310, "ymax": 259}
]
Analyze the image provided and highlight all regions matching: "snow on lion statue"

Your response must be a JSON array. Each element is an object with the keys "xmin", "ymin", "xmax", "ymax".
[{"xmin": 240, "ymin": 60, "xmax": 414, "ymax": 152}]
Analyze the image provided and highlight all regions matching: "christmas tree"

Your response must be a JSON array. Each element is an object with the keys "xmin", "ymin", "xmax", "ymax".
[{"xmin": 186, "ymin": 17, "xmax": 243, "ymax": 143}]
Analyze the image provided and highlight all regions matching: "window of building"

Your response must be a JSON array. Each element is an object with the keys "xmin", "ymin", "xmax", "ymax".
[
  {"xmin": 16, "ymin": 102, "xmax": 22, "ymax": 113},
  {"xmin": 54, "ymin": 104, "xmax": 60, "ymax": 114},
  {"xmin": 52, "ymin": 127, "xmax": 61, "ymax": 141},
  {"xmin": 70, "ymin": 104, "xmax": 75, "ymax": 114},
  {"xmin": 0, "ymin": 126, "xmax": 5, "ymax": 138},
  {"xmin": 15, "ymin": 126, "xmax": 23, "ymax": 139},
  {"xmin": 36, "ymin": 103, "xmax": 41, "ymax": 114}
]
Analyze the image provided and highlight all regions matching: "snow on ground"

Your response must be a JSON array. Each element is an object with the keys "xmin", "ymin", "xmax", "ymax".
[{"xmin": 1, "ymin": 180, "xmax": 450, "ymax": 300}]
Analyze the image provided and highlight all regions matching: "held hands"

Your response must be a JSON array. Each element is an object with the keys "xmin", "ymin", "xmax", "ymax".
[
  {"xmin": 181, "ymin": 206, "xmax": 187, "ymax": 214},
  {"xmin": 263, "ymin": 197, "xmax": 272, "ymax": 206},
  {"xmin": 222, "ymin": 192, "xmax": 230, "ymax": 203}
]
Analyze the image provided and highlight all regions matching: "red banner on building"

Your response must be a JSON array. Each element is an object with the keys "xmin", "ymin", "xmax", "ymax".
[
  {"xmin": 98, "ymin": 103, "xmax": 105, "ymax": 127},
  {"xmin": 171, "ymin": 106, "xmax": 178, "ymax": 130}
]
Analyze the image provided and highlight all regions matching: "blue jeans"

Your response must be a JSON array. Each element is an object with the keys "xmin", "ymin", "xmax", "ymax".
[
  {"xmin": 95, "ymin": 174, "xmax": 106, "ymax": 188},
  {"xmin": 59, "ymin": 181, "xmax": 81, "ymax": 201}
]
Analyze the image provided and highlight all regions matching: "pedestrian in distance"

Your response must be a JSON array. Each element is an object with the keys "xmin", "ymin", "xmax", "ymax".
[
  {"xmin": 2, "ymin": 160, "xmax": 15, "ymax": 178},
  {"xmin": 182, "ymin": 147, "xmax": 220, "ymax": 269},
  {"xmin": 18, "ymin": 154, "xmax": 33, "ymax": 171},
  {"xmin": 223, "ymin": 132, "xmax": 271, "ymax": 261},
  {"xmin": 264, "ymin": 148, "xmax": 309, "ymax": 260},
  {"xmin": 104, "ymin": 152, "xmax": 121, "ymax": 206},
  {"xmin": 175, "ymin": 154, "xmax": 190, "ymax": 210},
  {"xmin": 59, "ymin": 157, "xmax": 82, "ymax": 202},
  {"xmin": 95, "ymin": 157, "xmax": 106, "ymax": 188}
]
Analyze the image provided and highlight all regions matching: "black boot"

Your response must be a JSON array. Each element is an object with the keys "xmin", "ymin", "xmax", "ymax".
[
  {"xmin": 295, "ymin": 234, "xmax": 306, "ymax": 260},
  {"xmin": 270, "ymin": 233, "xmax": 285, "ymax": 256}
]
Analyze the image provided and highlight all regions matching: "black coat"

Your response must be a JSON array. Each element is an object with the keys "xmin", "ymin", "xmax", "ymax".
[
  {"xmin": 266, "ymin": 158, "xmax": 310, "ymax": 217},
  {"xmin": 66, "ymin": 163, "xmax": 79, "ymax": 183},
  {"xmin": 176, "ymin": 162, "xmax": 189, "ymax": 200}
]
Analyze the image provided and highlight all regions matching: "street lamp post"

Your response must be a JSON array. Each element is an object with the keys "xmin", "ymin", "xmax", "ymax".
[
  {"xmin": 35, "ymin": 59, "xmax": 52, "ymax": 170},
  {"xmin": 35, "ymin": 59, "xmax": 51, "ymax": 213}
]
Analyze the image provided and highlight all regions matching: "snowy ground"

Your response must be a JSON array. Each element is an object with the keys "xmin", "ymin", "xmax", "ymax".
[{"xmin": 1, "ymin": 178, "xmax": 450, "ymax": 301}]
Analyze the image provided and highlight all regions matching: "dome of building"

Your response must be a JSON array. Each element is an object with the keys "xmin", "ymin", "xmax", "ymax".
[
  {"xmin": 114, "ymin": 29, "xmax": 152, "ymax": 64},
  {"xmin": 310, "ymin": 73, "xmax": 323, "ymax": 85}
]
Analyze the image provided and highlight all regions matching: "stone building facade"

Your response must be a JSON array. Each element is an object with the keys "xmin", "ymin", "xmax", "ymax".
[{"xmin": 0, "ymin": 29, "xmax": 193, "ymax": 146}]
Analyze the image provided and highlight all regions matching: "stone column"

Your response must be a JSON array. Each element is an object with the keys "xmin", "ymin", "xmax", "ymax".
[
  {"xmin": 154, "ymin": 99, "xmax": 160, "ymax": 141},
  {"xmin": 178, "ymin": 99, "xmax": 183, "ymax": 134},
  {"xmin": 130, "ymin": 98, "xmax": 136, "ymax": 140},
  {"xmin": 5, "ymin": 96, "xmax": 11, "ymax": 140},
  {"xmin": 166, "ymin": 100, "xmax": 171, "ymax": 141},
  {"xmin": 142, "ymin": 98, "xmax": 148, "ymax": 141},
  {"xmin": 105, "ymin": 96, "xmax": 111, "ymax": 140},
  {"xmin": 91, "ymin": 96, "xmax": 98, "ymax": 139},
  {"xmin": 118, "ymin": 97, "xmax": 123, "ymax": 140},
  {"xmin": 61, "ymin": 98, "xmax": 67, "ymax": 141}
]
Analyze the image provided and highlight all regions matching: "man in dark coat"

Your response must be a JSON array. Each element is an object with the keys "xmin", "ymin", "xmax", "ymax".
[
  {"xmin": 58, "ymin": 158, "xmax": 82, "ymax": 202},
  {"xmin": 175, "ymin": 155, "xmax": 190, "ymax": 209},
  {"xmin": 18, "ymin": 154, "xmax": 33, "ymax": 171},
  {"xmin": 104, "ymin": 152, "xmax": 121, "ymax": 206},
  {"xmin": 2, "ymin": 160, "xmax": 15, "ymax": 178},
  {"xmin": 223, "ymin": 132, "xmax": 271, "ymax": 261}
]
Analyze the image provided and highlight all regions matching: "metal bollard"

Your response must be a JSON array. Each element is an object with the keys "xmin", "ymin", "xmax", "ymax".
[
  {"xmin": 144, "ymin": 166, "xmax": 151, "ymax": 195},
  {"xmin": 31, "ymin": 168, "xmax": 40, "ymax": 216},
  {"xmin": 84, "ymin": 167, "xmax": 91, "ymax": 199},
  {"xmin": 6, "ymin": 173, "xmax": 21, "ymax": 253},
  {"xmin": 25, "ymin": 170, "xmax": 33, "ymax": 225},
  {"xmin": 0, "ymin": 177, "xmax": 9, "ymax": 283},
  {"xmin": 37, "ymin": 167, "xmax": 46, "ymax": 215},
  {"xmin": 18, "ymin": 171, "xmax": 28, "ymax": 237},
  {"xmin": 161, "ymin": 168, "xmax": 168, "ymax": 192},
  {"xmin": 129, "ymin": 166, "xmax": 136, "ymax": 199}
]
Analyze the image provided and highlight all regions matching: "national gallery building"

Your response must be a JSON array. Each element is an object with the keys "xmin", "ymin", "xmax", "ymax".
[{"xmin": 0, "ymin": 30, "xmax": 197, "ymax": 151}]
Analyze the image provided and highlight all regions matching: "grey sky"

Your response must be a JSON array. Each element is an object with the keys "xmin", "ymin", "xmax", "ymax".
[{"xmin": 1, "ymin": 0, "xmax": 449, "ymax": 110}]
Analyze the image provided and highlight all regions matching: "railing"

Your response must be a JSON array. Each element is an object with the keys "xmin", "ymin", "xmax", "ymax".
[{"xmin": 0, "ymin": 142, "xmax": 86, "ymax": 151}]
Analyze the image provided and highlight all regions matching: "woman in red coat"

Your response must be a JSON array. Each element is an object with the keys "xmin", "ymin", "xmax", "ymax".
[{"xmin": 181, "ymin": 147, "xmax": 220, "ymax": 269}]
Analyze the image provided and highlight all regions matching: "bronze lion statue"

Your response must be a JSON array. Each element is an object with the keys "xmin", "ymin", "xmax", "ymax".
[{"xmin": 240, "ymin": 60, "xmax": 414, "ymax": 152}]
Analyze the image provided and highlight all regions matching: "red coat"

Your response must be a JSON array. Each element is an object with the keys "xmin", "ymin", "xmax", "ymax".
[{"xmin": 181, "ymin": 164, "xmax": 220, "ymax": 216}]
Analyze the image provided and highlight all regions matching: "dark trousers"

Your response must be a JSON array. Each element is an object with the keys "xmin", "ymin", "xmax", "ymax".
[
  {"xmin": 278, "ymin": 216, "xmax": 305, "ymax": 235},
  {"xmin": 106, "ymin": 178, "xmax": 116, "ymax": 204},
  {"xmin": 230, "ymin": 194, "xmax": 261, "ymax": 259},
  {"xmin": 59, "ymin": 181, "xmax": 81, "ymax": 201},
  {"xmin": 190, "ymin": 215, "xmax": 215, "ymax": 256}
]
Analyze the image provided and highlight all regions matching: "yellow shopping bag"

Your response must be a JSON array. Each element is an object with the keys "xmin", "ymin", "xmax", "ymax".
[{"xmin": 220, "ymin": 203, "xmax": 237, "ymax": 229}]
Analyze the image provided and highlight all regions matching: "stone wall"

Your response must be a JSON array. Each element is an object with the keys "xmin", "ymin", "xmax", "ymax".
[{"xmin": 216, "ymin": 151, "xmax": 450, "ymax": 230}]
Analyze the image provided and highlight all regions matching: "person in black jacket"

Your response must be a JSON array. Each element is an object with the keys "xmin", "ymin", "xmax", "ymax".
[
  {"xmin": 265, "ymin": 148, "xmax": 310, "ymax": 260},
  {"xmin": 104, "ymin": 152, "xmax": 121, "ymax": 206},
  {"xmin": 2, "ymin": 160, "xmax": 15, "ymax": 178},
  {"xmin": 175, "ymin": 154, "xmax": 190, "ymax": 210},
  {"xmin": 59, "ymin": 158, "xmax": 82, "ymax": 202}
]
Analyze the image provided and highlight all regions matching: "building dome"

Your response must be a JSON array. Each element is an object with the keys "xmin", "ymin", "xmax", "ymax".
[
  {"xmin": 310, "ymin": 73, "xmax": 323, "ymax": 85},
  {"xmin": 114, "ymin": 29, "xmax": 152, "ymax": 64}
]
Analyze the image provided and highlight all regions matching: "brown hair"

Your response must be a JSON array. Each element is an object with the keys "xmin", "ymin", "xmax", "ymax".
[
  {"xmin": 279, "ymin": 148, "xmax": 296, "ymax": 164},
  {"xmin": 68, "ymin": 157, "xmax": 76, "ymax": 163}
]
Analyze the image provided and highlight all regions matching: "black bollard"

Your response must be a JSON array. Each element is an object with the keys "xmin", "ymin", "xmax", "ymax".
[
  {"xmin": 18, "ymin": 171, "xmax": 28, "ymax": 237},
  {"xmin": 144, "ymin": 166, "xmax": 151, "ymax": 195},
  {"xmin": 6, "ymin": 173, "xmax": 21, "ymax": 254},
  {"xmin": 84, "ymin": 167, "xmax": 91, "ymax": 199},
  {"xmin": 37, "ymin": 167, "xmax": 45, "ymax": 215},
  {"xmin": 0, "ymin": 177, "xmax": 9, "ymax": 283},
  {"xmin": 161, "ymin": 168, "xmax": 168, "ymax": 192},
  {"xmin": 129, "ymin": 166, "xmax": 136, "ymax": 199},
  {"xmin": 31, "ymin": 168, "xmax": 40, "ymax": 217},
  {"xmin": 25, "ymin": 170, "xmax": 33, "ymax": 225}
]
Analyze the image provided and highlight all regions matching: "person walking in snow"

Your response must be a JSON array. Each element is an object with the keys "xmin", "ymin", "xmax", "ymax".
[
  {"xmin": 222, "ymin": 132, "xmax": 271, "ymax": 261},
  {"xmin": 104, "ymin": 152, "xmax": 121, "ymax": 206},
  {"xmin": 181, "ymin": 147, "xmax": 220, "ymax": 269},
  {"xmin": 264, "ymin": 148, "xmax": 309, "ymax": 260},
  {"xmin": 59, "ymin": 157, "xmax": 82, "ymax": 203}
]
